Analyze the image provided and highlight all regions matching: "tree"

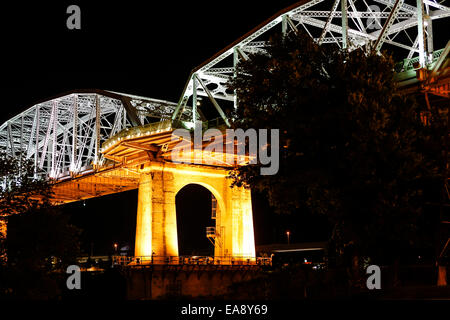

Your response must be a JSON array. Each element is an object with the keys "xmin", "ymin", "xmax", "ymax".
[
  {"xmin": 0, "ymin": 152, "xmax": 52, "ymax": 264},
  {"xmin": 0, "ymin": 152, "xmax": 81, "ymax": 298},
  {"xmin": 3, "ymin": 205, "xmax": 81, "ymax": 299},
  {"xmin": 0, "ymin": 152, "xmax": 53, "ymax": 215},
  {"xmin": 228, "ymin": 32, "xmax": 446, "ymax": 282}
]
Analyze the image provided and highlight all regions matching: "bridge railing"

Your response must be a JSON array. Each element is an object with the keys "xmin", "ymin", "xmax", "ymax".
[
  {"xmin": 395, "ymin": 48, "xmax": 445, "ymax": 72},
  {"xmin": 112, "ymin": 255, "xmax": 272, "ymax": 267}
]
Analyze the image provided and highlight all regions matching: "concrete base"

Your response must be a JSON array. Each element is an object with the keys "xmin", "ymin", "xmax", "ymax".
[{"xmin": 121, "ymin": 265, "xmax": 265, "ymax": 299}]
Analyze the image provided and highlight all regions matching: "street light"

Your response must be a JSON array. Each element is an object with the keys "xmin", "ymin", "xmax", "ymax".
[
  {"xmin": 286, "ymin": 231, "xmax": 290, "ymax": 245},
  {"xmin": 113, "ymin": 243, "xmax": 118, "ymax": 254}
]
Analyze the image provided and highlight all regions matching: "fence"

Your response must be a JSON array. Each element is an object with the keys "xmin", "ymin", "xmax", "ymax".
[{"xmin": 112, "ymin": 255, "xmax": 272, "ymax": 266}]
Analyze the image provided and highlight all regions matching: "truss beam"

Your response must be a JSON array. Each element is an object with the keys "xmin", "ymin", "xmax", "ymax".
[{"xmin": 0, "ymin": 90, "xmax": 182, "ymax": 179}]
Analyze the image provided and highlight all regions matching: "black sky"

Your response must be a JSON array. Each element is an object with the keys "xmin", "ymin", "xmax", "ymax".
[
  {"xmin": 2, "ymin": 1, "xmax": 448, "ymax": 121},
  {"xmin": 1, "ymin": 0, "xmax": 299, "ymax": 123}
]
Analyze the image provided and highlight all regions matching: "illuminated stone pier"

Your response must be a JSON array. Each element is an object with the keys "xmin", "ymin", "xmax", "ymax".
[
  {"xmin": 98, "ymin": 122, "xmax": 256, "ymax": 264},
  {"xmin": 0, "ymin": 219, "xmax": 6, "ymax": 263},
  {"xmin": 133, "ymin": 161, "xmax": 256, "ymax": 263}
]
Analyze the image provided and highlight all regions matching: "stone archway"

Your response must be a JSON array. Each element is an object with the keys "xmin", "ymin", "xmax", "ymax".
[
  {"xmin": 134, "ymin": 161, "xmax": 256, "ymax": 263},
  {"xmin": 175, "ymin": 184, "xmax": 216, "ymax": 256},
  {"xmin": 174, "ymin": 181, "xmax": 227, "ymax": 259}
]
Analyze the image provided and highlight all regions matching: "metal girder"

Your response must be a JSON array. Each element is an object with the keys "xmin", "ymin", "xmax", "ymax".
[
  {"xmin": 424, "ymin": 0, "xmax": 449, "ymax": 11},
  {"xmin": 429, "ymin": 40, "xmax": 450, "ymax": 79},
  {"xmin": 342, "ymin": 0, "xmax": 349, "ymax": 49},
  {"xmin": 71, "ymin": 95, "xmax": 78, "ymax": 172},
  {"xmin": 194, "ymin": 74, "xmax": 231, "ymax": 127},
  {"xmin": 39, "ymin": 101, "xmax": 57, "ymax": 169},
  {"xmin": 121, "ymin": 97, "xmax": 142, "ymax": 127},
  {"xmin": 374, "ymin": 0, "xmax": 417, "ymax": 14},
  {"xmin": 319, "ymin": 0, "xmax": 342, "ymax": 44},
  {"xmin": 7, "ymin": 122, "xmax": 15, "ymax": 156},
  {"xmin": 0, "ymin": 90, "xmax": 182, "ymax": 179},
  {"xmin": 417, "ymin": 0, "xmax": 427, "ymax": 66},
  {"xmin": 285, "ymin": 15, "xmax": 299, "ymax": 33},
  {"xmin": 34, "ymin": 106, "xmax": 40, "ymax": 175},
  {"xmin": 373, "ymin": 0, "xmax": 405, "ymax": 52},
  {"xmin": 407, "ymin": 35, "xmax": 420, "ymax": 59},
  {"xmin": 293, "ymin": 10, "xmax": 413, "ymax": 18},
  {"xmin": 348, "ymin": 0, "xmax": 366, "ymax": 32},
  {"xmin": 94, "ymin": 94, "xmax": 101, "ymax": 166},
  {"xmin": 236, "ymin": 47, "xmax": 249, "ymax": 61}
]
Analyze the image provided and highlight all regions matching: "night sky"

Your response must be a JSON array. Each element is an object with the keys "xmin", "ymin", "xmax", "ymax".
[
  {"xmin": 6, "ymin": 1, "xmax": 443, "ymax": 256},
  {"xmin": 1, "ymin": 0, "xmax": 298, "ymax": 118}
]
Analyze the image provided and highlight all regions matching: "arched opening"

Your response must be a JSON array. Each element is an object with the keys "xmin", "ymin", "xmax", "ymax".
[{"xmin": 175, "ymin": 184, "xmax": 217, "ymax": 257}]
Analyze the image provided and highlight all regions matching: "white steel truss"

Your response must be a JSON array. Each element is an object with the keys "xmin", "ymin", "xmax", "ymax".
[
  {"xmin": 0, "ymin": 90, "xmax": 190, "ymax": 179},
  {"xmin": 172, "ymin": 0, "xmax": 449, "ymax": 125}
]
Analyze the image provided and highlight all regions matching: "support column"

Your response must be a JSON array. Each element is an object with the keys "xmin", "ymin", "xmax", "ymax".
[
  {"xmin": 135, "ymin": 169, "xmax": 179, "ymax": 263},
  {"xmin": 417, "ymin": 0, "xmax": 427, "ymax": 67},
  {"xmin": 151, "ymin": 170, "xmax": 178, "ymax": 260},
  {"xmin": 135, "ymin": 173, "xmax": 153, "ymax": 259},
  {"xmin": 231, "ymin": 186, "xmax": 256, "ymax": 260},
  {"xmin": 341, "ymin": 0, "xmax": 348, "ymax": 50}
]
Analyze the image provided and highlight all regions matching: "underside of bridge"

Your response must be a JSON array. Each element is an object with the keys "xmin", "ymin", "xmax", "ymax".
[
  {"xmin": 100, "ymin": 122, "xmax": 255, "ymax": 263},
  {"xmin": 46, "ymin": 118, "xmax": 257, "ymax": 264}
]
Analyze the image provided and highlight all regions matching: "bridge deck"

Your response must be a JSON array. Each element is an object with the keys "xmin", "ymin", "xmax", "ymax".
[
  {"xmin": 51, "ymin": 165, "xmax": 140, "ymax": 204},
  {"xmin": 49, "ymin": 122, "xmax": 249, "ymax": 204}
]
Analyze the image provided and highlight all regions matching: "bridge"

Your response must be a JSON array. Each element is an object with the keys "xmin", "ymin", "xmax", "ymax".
[{"xmin": 0, "ymin": 0, "xmax": 449, "ymax": 266}]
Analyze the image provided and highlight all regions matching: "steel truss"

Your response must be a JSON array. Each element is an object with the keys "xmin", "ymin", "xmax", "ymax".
[
  {"xmin": 172, "ymin": 0, "xmax": 449, "ymax": 125},
  {"xmin": 0, "ymin": 90, "xmax": 191, "ymax": 179}
]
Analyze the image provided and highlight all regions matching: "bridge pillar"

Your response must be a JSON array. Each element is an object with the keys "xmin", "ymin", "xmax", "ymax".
[
  {"xmin": 134, "ymin": 163, "xmax": 255, "ymax": 264},
  {"xmin": 151, "ymin": 171, "xmax": 178, "ymax": 259},
  {"xmin": 168, "ymin": 164, "xmax": 256, "ymax": 262},
  {"xmin": 134, "ymin": 171, "xmax": 179, "ymax": 261},
  {"xmin": 230, "ymin": 187, "xmax": 255, "ymax": 260},
  {"xmin": 134, "ymin": 173, "xmax": 153, "ymax": 259}
]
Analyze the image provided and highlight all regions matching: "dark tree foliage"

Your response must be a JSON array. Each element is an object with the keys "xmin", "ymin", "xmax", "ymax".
[
  {"xmin": 0, "ymin": 152, "xmax": 52, "ymax": 217},
  {"xmin": 228, "ymin": 32, "xmax": 446, "ymax": 265},
  {"xmin": 0, "ymin": 152, "xmax": 81, "ymax": 299},
  {"xmin": 0, "ymin": 152, "xmax": 53, "ymax": 266},
  {"xmin": 2, "ymin": 206, "xmax": 81, "ymax": 299}
]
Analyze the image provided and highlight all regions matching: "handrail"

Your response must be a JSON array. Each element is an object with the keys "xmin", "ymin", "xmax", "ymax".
[
  {"xmin": 395, "ymin": 48, "xmax": 445, "ymax": 72},
  {"xmin": 112, "ymin": 255, "xmax": 272, "ymax": 267}
]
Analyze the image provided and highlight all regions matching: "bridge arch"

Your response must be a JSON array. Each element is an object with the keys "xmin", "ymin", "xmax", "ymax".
[
  {"xmin": 175, "ymin": 183, "xmax": 222, "ymax": 257},
  {"xmin": 134, "ymin": 162, "xmax": 256, "ymax": 263},
  {"xmin": 174, "ymin": 181, "xmax": 226, "ymax": 216},
  {"xmin": 174, "ymin": 181, "xmax": 227, "ymax": 258}
]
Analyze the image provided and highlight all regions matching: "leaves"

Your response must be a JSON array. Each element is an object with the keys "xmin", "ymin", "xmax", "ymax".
[
  {"xmin": 0, "ymin": 151, "xmax": 82, "ymax": 298},
  {"xmin": 0, "ymin": 152, "xmax": 53, "ymax": 218},
  {"xmin": 228, "ymin": 32, "xmax": 446, "ymax": 263}
]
